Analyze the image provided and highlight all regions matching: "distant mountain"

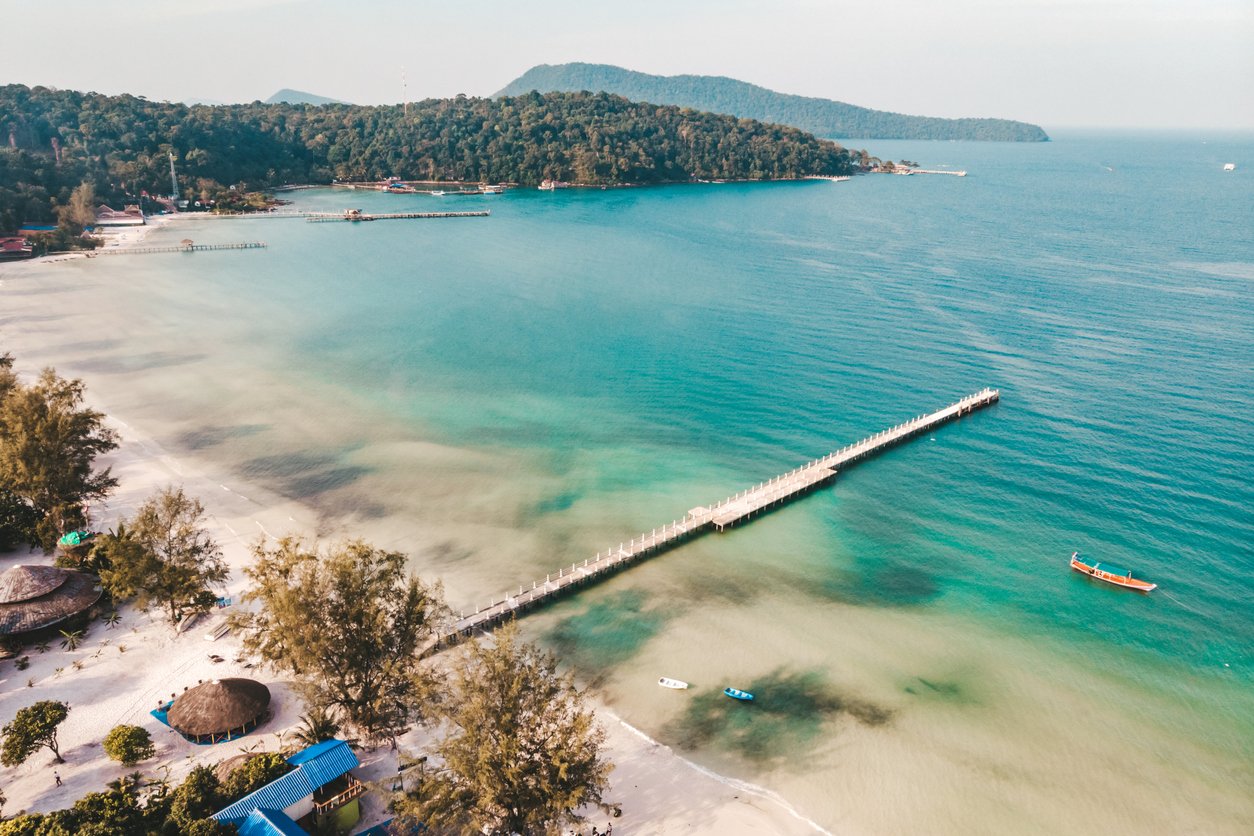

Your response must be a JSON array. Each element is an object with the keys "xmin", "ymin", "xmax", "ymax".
[
  {"xmin": 264, "ymin": 88, "xmax": 345, "ymax": 106},
  {"xmin": 495, "ymin": 63, "xmax": 1048, "ymax": 142}
]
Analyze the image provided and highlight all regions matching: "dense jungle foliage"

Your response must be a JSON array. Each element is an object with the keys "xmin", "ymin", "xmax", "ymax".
[{"xmin": 0, "ymin": 84, "xmax": 860, "ymax": 230}]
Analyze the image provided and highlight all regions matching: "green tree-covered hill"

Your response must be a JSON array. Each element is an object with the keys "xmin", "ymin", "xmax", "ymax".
[
  {"xmin": 0, "ymin": 85, "xmax": 859, "ymax": 230},
  {"xmin": 495, "ymin": 63, "xmax": 1048, "ymax": 142}
]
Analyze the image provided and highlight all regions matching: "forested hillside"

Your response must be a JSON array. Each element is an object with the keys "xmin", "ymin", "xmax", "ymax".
[
  {"xmin": 0, "ymin": 85, "xmax": 859, "ymax": 230},
  {"xmin": 496, "ymin": 63, "xmax": 1049, "ymax": 142}
]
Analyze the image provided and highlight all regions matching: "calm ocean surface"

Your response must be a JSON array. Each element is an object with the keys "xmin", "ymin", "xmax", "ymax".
[{"xmin": 3, "ymin": 132, "xmax": 1252, "ymax": 833}]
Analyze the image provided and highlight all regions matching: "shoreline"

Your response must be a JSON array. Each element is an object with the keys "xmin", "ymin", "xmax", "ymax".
[{"xmin": 0, "ymin": 347, "xmax": 822, "ymax": 833}]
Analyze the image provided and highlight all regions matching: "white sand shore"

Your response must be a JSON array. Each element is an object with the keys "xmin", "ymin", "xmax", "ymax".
[{"xmin": 0, "ymin": 390, "xmax": 822, "ymax": 833}]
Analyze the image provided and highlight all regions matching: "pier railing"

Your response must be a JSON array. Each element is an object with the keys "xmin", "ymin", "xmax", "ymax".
[
  {"xmin": 92, "ymin": 241, "xmax": 267, "ymax": 256},
  {"xmin": 422, "ymin": 389, "xmax": 999, "ymax": 655}
]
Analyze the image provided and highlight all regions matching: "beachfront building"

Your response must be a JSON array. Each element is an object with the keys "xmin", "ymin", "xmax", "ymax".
[
  {"xmin": 0, "ymin": 236, "xmax": 34, "ymax": 259},
  {"xmin": 160, "ymin": 677, "xmax": 272, "ymax": 744},
  {"xmin": 0, "ymin": 564, "xmax": 103, "ymax": 636},
  {"xmin": 211, "ymin": 739, "xmax": 367, "ymax": 834},
  {"xmin": 94, "ymin": 204, "xmax": 145, "ymax": 226}
]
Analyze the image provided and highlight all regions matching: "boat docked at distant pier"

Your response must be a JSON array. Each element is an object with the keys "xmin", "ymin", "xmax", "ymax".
[
  {"xmin": 1069, "ymin": 552, "xmax": 1156, "ymax": 592},
  {"xmin": 538, "ymin": 179, "xmax": 569, "ymax": 191},
  {"xmin": 480, "ymin": 184, "xmax": 505, "ymax": 194}
]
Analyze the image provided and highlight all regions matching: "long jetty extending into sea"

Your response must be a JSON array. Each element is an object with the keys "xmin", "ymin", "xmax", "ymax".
[
  {"xmin": 91, "ymin": 241, "xmax": 267, "ymax": 256},
  {"xmin": 424, "ymin": 388, "xmax": 1000, "ymax": 655},
  {"xmin": 305, "ymin": 210, "xmax": 490, "ymax": 223},
  {"xmin": 196, "ymin": 209, "xmax": 490, "ymax": 222}
]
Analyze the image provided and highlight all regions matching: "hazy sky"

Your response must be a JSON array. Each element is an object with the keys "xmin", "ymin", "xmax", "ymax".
[{"xmin": 3, "ymin": 0, "xmax": 1251, "ymax": 131}]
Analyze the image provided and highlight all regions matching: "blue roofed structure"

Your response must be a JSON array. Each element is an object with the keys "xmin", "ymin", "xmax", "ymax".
[
  {"xmin": 238, "ymin": 808, "xmax": 309, "ymax": 836},
  {"xmin": 212, "ymin": 739, "xmax": 365, "ymax": 833}
]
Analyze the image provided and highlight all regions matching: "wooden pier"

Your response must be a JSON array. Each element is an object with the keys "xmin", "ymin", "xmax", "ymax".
[
  {"xmin": 91, "ymin": 241, "xmax": 267, "ymax": 256},
  {"xmin": 425, "ymin": 388, "xmax": 999, "ymax": 654},
  {"xmin": 305, "ymin": 210, "xmax": 490, "ymax": 223}
]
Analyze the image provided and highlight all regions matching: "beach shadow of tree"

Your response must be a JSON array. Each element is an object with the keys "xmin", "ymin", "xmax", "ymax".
[
  {"xmin": 665, "ymin": 668, "xmax": 893, "ymax": 768},
  {"xmin": 542, "ymin": 588, "xmax": 669, "ymax": 675}
]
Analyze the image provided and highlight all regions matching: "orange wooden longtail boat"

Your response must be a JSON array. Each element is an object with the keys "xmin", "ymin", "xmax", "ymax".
[{"xmin": 1070, "ymin": 552, "xmax": 1156, "ymax": 592}]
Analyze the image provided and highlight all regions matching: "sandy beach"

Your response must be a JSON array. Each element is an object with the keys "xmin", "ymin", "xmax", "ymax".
[{"xmin": 0, "ymin": 303, "xmax": 822, "ymax": 833}]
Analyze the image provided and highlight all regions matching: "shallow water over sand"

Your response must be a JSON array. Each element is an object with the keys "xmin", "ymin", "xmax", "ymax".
[{"xmin": 3, "ymin": 132, "xmax": 1252, "ymax": 833}]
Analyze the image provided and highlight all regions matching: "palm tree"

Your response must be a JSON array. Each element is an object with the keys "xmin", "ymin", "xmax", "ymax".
[
  {"xmin": 59, "ymin": 629, "xmax": 84, "ymax": 651},
  {"xmin": 292, "ymin": 707, "xmax": 341, "ymax": 749},
  {"xmin": 104, "ymin": 611, "xmax": 121, "ymax": 628}
]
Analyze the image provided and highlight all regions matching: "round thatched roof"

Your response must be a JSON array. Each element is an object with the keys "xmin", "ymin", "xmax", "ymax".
[
  {"xmin": 168, "ymin": 678, "xmax": 271, "ymax": 737},
  {"xmin": 0, "ymin": 565, "xmax": 68, "ymax": 604},
  {"xmin": 0, "ymin": 568, "xmax": 101, "ymax": 635}
]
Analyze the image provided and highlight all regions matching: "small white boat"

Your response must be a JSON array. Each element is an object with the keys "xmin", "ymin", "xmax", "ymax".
[
  {"xmin": 430, "ymin": 190, "xmax": 446, "ymax": 197},
  {"xmin": 1223, "ymin": 163, "xmax": 1235, "ymax": 171},
  {"xmin": 658, "ymin": 677, "xmax": 689, "ymax": 690},
  {"xmin": 480, "ymin": 184, "xmax": 505, "ymax": 194}
]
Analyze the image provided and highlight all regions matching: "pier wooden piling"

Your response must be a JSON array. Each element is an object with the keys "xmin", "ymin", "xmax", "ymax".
[{"xmin": 424, "ymin": 388, "xmax": 999, "ymax": 655}]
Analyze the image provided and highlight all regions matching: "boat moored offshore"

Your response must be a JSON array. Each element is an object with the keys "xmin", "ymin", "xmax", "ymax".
[{"xmin": 1069, "ymin": 552, "xmax": 1156, "ymax": 592}]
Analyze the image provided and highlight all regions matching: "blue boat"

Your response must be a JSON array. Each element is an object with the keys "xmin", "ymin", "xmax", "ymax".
[{"xmin": 723, "ymin": 687, "xmax": 754, "ymax": 701}]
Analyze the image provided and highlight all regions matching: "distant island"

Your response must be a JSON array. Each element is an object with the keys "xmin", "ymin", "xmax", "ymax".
[
  {"xmin": 496, "ymin": 63, "xmax": 1049, "ymax": 142},
  {"xmin": 263, "ymin": 88, "xmax": 346, "ymax": 106},
  {"xmin": 0, "ymin": 84, "xmax": 862, "ymax": 233}
]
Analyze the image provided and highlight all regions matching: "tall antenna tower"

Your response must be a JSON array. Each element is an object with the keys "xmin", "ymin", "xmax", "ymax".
[
  {"xmin": 402, "ymin": 66, "xmax": 408, "ymax": 116},
  {"xmin": 168, "ymin": 151, "xmax": 179, "ymax": 201}
]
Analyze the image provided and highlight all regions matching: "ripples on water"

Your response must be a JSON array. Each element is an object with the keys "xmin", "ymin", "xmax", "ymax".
[{"xmin": 4, "ymin": 132, "xmax": 1251, "ymax": 833}]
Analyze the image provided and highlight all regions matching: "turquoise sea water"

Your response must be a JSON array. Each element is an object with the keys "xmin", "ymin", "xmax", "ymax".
[{"xmin": 3, "ymin": 132, "xmax": 1252, "ymax": 832}]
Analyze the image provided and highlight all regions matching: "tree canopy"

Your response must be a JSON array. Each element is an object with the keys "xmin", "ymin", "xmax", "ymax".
[
  {"xmin": 0, "ymin": 364, "xmax": 118, "ymax": 551},
  {"xmin": 0, "ymin": 83, "xmax": 858, "ymax": 230},
  {"xmin": 236, "ymin": 538, "xmax": 446, "ymax": 743},
  {"xmin": 1, "ymin": 700, "xmax": 70, "ymax": 766},
  {"xmin": 394, "ymin": 623, "xmax": 614, "ymax": 835},
  {"xmin": 0, "ymin": 759, "xmax": 279, "ymax": 836},
  {"xmin": 97, "ymin": 486, "xmax": 227, "ymax": 626},
  {"xmin": 102, "ymin": 724, "xmax": 155, "ymax": 766}
]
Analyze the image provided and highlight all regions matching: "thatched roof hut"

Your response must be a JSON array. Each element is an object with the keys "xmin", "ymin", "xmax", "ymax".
[
  {"xmin": 167, "ymin": 678, "xmax": 271, "ymax": 744},
  {"xmin": 0, "ymin": 565, "xmax": 103, "ymax": 635}
]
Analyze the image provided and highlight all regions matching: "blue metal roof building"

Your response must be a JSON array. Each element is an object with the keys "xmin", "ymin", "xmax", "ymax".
[
  {"xmin": 212, "ymin": 739, "xmax": 362, "ymax": 831},
  {"xmin": 237, "ymin": 808, "xmax": 309, "ymax": 836}
]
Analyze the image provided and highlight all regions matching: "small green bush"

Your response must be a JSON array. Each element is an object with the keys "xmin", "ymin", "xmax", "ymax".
[{"xmin": 102, "ymin": 724, "xmax": 155, "ymax": 766}]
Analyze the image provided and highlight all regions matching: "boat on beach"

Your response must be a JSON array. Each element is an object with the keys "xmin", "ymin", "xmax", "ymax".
[
  {"xmin": 658, "ymin": 677, "xmax": 689, "ymax": 689},
  {"xmin": 1070, "ymin": 551, "xmax": 1156, "ymax": 592},
  {"xmin": 723, "ymin": 687, "xmax": 754, "ymax": 701}
]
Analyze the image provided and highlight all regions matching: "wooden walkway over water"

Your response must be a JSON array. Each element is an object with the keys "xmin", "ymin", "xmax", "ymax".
[
  {"xmin": 305, "ymin": 210, "xmax": 490, "ymax": 223},
  {"xmin": 425, "ymin": 388, "xmax": 999, "ymax": 654},
  {"xmin": 92, "ymin": 241, "xmax": 267, "ymax": 256}
]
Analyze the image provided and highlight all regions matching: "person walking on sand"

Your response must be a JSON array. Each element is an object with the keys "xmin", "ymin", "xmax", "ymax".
[{"xmin": 54, "ymin": 771, "xmax": 62, "ymax": 787}]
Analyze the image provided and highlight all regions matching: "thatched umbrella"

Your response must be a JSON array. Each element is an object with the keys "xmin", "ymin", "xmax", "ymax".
[
  {"xmin": 0, "ymin": 565, "xmax": 103, "ymax": 635},
  {"xmin": 167, "ymin": 678, "xmax": 271, "ymax": 744}
]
